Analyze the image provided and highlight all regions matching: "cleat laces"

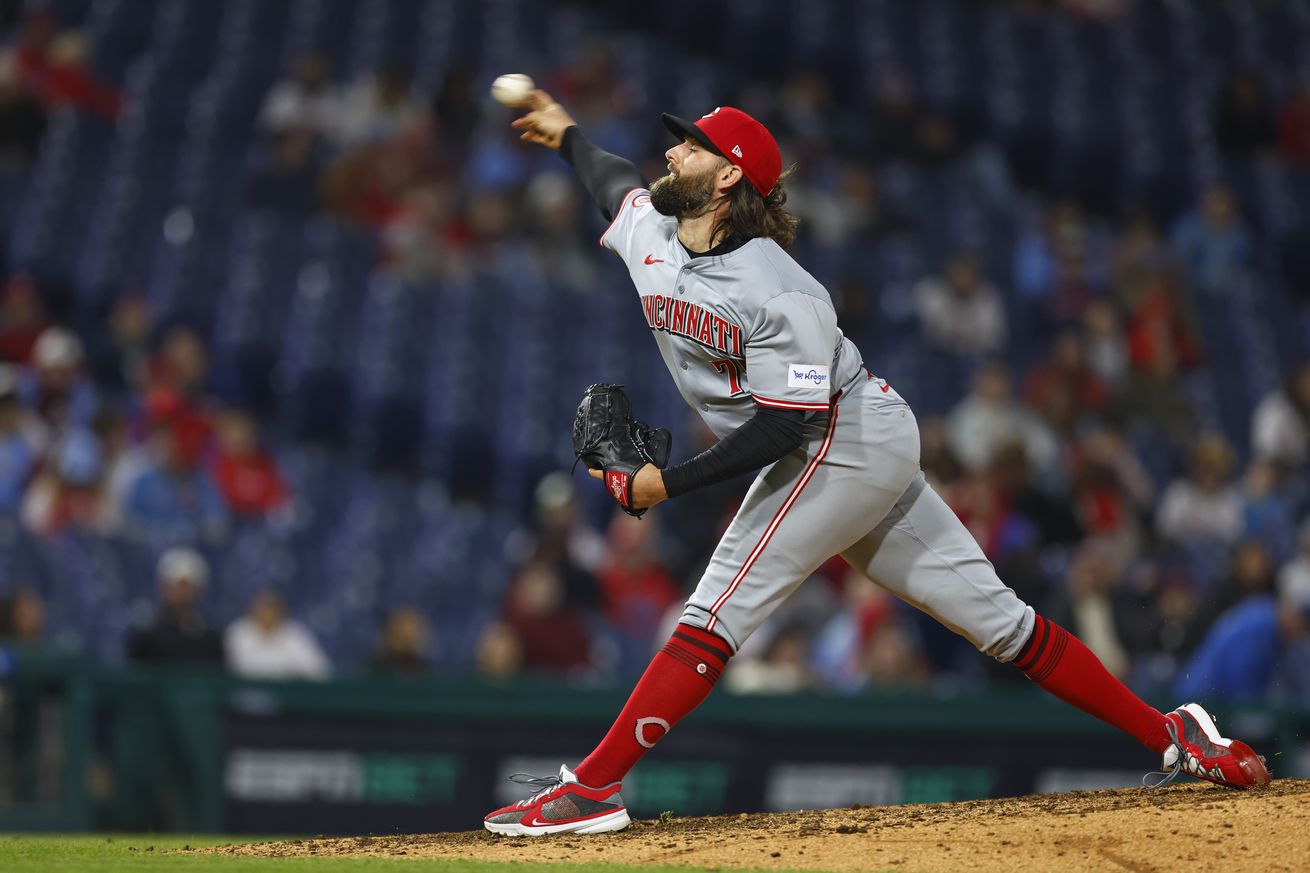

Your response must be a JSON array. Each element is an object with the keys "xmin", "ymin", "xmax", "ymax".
[
  {"xmin": 1142, "ymin": 719, "xmax": 1185, "ymax": 789},
  {"xmin": 508, "ymin": 772, "xmax": 565, "ymax": 807}
]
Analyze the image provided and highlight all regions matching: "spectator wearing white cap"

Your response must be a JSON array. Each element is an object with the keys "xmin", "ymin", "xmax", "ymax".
[
  {"xmin": 18, "ymin": 325, "xmax": 96, "ymax": 433},
  {"xmin": 125, "ymin": 547, "xmax": 222, "ymax": 665}
]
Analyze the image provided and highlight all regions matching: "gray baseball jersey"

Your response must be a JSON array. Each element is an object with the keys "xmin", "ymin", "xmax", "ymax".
[
  {"xmin": 602, "ymin": 188, "xmax": 1034, "ymax": 658},
  {"xmin": 601, "ymin": 189, "xmax": 866, "ymax": 436}
]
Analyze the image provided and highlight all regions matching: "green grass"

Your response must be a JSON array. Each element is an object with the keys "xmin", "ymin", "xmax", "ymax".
[{"xmin": 0, "ymin": 835, "xmax": 824, "ymax": 873}]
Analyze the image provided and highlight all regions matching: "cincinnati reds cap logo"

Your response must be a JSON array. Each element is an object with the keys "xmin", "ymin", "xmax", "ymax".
[
  {"xmin": 702, "ymin": 107, "xmax": 722, "ymax": 118},
  {"xmin": 635, "ymin": 716, "xmax": 671, "ymax": 749}
]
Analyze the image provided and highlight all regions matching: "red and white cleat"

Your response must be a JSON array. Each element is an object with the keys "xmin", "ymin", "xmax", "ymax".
[
  {"xmin": 1147, "ymin": 703, "xmax": 1271, "ymax": 789},
  {"xmin": 483, "ymin": 765, "xmax": 630, "ymax": 836}
]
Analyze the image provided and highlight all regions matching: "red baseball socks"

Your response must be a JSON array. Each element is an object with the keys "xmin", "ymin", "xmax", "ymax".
[
  {"xmin": 576, "ymin": 612, "xmax": 1172, "ymax": 791},
  {"xmin": 1015, "ymin": 613, "xmax": 1171, "ymax": 754},
  {"xmin": 574, "ymin": 623, "xmax": 732, "ymax": 787}
]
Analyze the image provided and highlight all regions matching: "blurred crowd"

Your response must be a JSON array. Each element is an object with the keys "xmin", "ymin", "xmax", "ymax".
[{"xmin": 1, "ymin": 1, "xmax": 1309, "ymax": 704}]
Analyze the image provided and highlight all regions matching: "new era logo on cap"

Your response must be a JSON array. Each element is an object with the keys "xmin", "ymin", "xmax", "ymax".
[{"xmin": 662, "ymin": 107, "xmax": 782, "ymax": 197}]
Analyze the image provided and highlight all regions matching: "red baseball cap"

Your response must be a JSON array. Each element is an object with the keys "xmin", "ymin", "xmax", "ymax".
[{"xmin": 662, "ymin": 106, "xmax": 782, "ymax": 198}]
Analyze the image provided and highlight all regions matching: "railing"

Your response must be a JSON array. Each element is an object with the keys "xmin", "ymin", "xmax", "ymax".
[{"xmin": 3, "ymin": 649, "xmax": 1307, "ymax": 834}]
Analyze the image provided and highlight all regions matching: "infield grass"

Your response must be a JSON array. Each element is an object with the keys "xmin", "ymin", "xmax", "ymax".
[{"xmin": 0, "ymin": 835, "xmax": 831, "ymax": 873}]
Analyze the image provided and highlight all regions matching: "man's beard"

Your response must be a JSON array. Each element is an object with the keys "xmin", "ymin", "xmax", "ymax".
[{"xmin": 650, "ymin": 167, "xmax": 718, "ymax": 218}]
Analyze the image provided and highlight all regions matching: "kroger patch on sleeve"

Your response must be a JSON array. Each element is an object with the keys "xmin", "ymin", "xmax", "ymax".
[{"xmin": 787, "ymin": 364, "xmax": 829, "ymax": 390}]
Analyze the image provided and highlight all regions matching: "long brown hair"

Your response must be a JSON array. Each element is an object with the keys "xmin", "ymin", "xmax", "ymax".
[{"xmin": 712, "ymin": 165, "xmax": 800, "ymax": 250}]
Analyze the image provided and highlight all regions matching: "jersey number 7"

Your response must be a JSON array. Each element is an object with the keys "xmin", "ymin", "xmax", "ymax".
[{"xmin": 711, "ymin": 358, "xmax": 745, "ymax": 396}]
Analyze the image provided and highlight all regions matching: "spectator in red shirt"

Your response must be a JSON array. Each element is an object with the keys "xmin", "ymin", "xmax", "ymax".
[
  {"xmin": 141, "ymin": 325, "xmax": 215, "ymax": 454},
  {"xmin": 0, "ymin": 275, "xmax": 50, "ymax": 366},
  {"xmin": 29, "ymin": 31, "xmax": 123, "ymax": 119},
  {"xmin": 1126, "ymin": 280, "xmax": 1203, "ymax": 373},
  {"xmin": 1071, "ymin": 453, "xmax": 1140, "ymax": 546},
  {"xmin": 380, "ymin": 180, "xmax": 461, "ymax": 279},
  {"xmin": 211, "ymin": 408, "xmax": 288, "ymax": 517},
  {"xmin": 597, "ymin": 512, "xmax": 681, "ymax": 640},
  {"xmin": 501, "ymin": 560, "xmax": 592, "ymax": 675},
  {"xmin": 1024, "ymin": 330, "xmax": 1111, "ymax": 419},
  {"xmin": 8, "ymin": 10, "xmax": 56, "ymax": 87},
  {"xmin": 946, "ymin": 469, "xmax": 1015, "ymax": 562},
  {"xmin": 1277, "ymin": 81, "xmax": 1310, "ymax": 169}
]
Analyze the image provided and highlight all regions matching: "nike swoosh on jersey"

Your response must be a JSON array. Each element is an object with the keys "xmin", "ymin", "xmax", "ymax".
[{"xmin": 644, "ymin": 254, "xmax": 664, "ymax": 265}]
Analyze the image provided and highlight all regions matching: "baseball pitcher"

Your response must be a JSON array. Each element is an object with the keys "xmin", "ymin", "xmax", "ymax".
[{"xmin": 483, "ymin": 91, "xmax": 1269, "ymax": 836}]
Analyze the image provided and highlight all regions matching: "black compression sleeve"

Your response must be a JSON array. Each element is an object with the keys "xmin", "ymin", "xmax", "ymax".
[
  {"xmin": 559, "ymin": 126, "xmax": 647, "ymax": 221},
  {"xmin": 660, "ymin": 406, "xmax": 809, "ymax": 499}
]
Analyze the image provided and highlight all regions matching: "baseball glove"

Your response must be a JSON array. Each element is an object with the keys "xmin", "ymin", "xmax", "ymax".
[{"xmin": 572, "ymin": 383, "xmax": 672, "ymax": 519}]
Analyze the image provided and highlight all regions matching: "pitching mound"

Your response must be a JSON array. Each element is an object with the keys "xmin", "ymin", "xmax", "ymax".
[{"xmin": 216, "ymin": 778, "xmax": 1310, "ymax": 872}]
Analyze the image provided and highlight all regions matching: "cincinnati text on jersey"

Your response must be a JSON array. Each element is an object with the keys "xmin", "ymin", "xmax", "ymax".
[{"xmin": 640, "ymin": 293, "xmax": 743, "ymax": 357}]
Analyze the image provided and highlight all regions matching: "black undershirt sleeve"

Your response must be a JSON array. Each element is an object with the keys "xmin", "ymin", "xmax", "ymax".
[
  {"xmin": 559, "ymin": 126, "xmax": 647, "ymax": 221},
  {"xmin": 661, "ymin": 405, "xmax": 809, "ymax": 499}
]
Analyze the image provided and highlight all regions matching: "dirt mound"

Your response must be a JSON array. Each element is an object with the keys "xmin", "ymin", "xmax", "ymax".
[{"xmin": 215, "ymin": 778, "xmax": 1310, "ymax": 872}]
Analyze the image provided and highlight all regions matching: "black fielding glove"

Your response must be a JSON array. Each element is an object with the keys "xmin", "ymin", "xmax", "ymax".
[{"xmin": 572, "ymin": 383, "xmax": 672, "ymax": 518}]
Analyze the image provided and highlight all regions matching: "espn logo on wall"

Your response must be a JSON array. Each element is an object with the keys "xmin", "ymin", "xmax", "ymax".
[{"xmin": 224, "ymin": 748, "xmax": 458, "ymax": 805}]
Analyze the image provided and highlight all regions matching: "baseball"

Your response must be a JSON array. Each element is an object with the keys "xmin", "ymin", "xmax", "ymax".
[{"xmin": 491, "ymin": 73, "xmax": 535, "ymax": 107}]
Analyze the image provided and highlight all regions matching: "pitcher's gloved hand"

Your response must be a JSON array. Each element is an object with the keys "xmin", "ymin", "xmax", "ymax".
[{"xmin": 572, "ymin": 383, "xmax": 672, "ymax": 518}]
